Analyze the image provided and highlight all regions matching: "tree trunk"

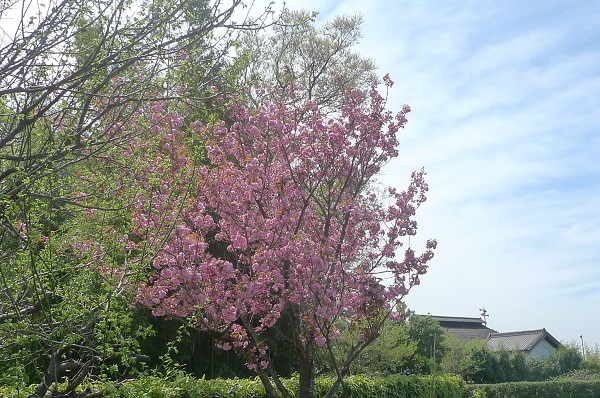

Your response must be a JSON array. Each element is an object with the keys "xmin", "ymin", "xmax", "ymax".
[{"xmin": 298, "ymin": 338, "xmax": 316, "ymax": 398}]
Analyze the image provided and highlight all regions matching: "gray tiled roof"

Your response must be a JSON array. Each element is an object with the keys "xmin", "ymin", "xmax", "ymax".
[
  {"xmin": 424, "ymin": 315, "xmax": 497, "ymax": 341},
  {"xmin": 446, "ymin": 327, "xmax": 495, "ymax": 341},
  {"xmin": 486, "ymin": 329, "xmax": 561, "ymax": 351},
  {"xmin": 430, "ymin": 316, "xmax": 486, "ymax": 324}
]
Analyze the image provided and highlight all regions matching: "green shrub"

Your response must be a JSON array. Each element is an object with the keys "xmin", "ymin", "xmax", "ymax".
[
  {"xmin": 443, "ymin": 339, "xmax": 584, "ymax": 383},
  {"xmin": 583, "ymin": 347, "xmax": 600, "ymax": 374},
  {"xmin": 0, "ymin": 373, "xmax": 464, "ymax": 398},
  {"xmin": 554, "ymin": 369, "xmax": 600, "ymax": 381},
  {"xmin": 463, "ymin": 380, "xmax": 600, "ymax": 398}
]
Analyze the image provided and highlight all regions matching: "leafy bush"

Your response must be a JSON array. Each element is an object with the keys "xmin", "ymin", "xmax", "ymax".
[
  {"xmin": 318, "ymin": 314, "xmax": 447, "ymax": 377},
  {"xmin": 111, "ymin": 373, "xmax": 463, "ymax": 398},
  {"xmin": 583, "ymin": 345, "xmax": 600, "ymax": 374},
  {"xmin": 1, "ymin": 373, "xmax": 464, "ymax": 398},
  {"xmin": 441, "ymin": 338, "xmax": 497, "ymax": 383},
  {"xmin": 552, "ymin": 369, "xmax": 600, "ymax": 381},
  {"xmin": 462, "ymin": 380, "xmax": 600, "ymax": 398},
  {"xmin": 443, "ymin": 338, "xmax": 583, "ymax": 383}
]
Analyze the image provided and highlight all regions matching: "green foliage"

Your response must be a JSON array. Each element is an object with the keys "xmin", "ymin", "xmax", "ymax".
[
  {"xmin": 238, "ymin": 8, "xmax": 376, "ymax": 110},
  {"xmin": 315, "ymin": 318, "xmax": 417, "ymax": 376},
  {"xmin": 441, "ymin": 337, "xmax": 496, "ymax": 383},
  {"xmin": 380, "ymin": 374, "xmax": 463, "ymax": 398},
  {"xmin": 555, "ymin": 345, "xmax": 583, "ymax": 374},
  {"xmin": 0, "ymin": 97, "xmax": 153, "ymax": 391},
  {"xmin": 107, "ymin": 373, "xmax": 270, "ymax": 398},
  {"xmin": 348, "ymin": 321, "xmax": 419, "ymax": 376},
  {"xmin": 463, "ymin": 341, "xmax": 497, "ymax": 383},
  {"xmin": 406, "ymin": 315, "xmax": 446, "ymax": 373},
  {"xmin": 0, "ymin": 0, "xmax": 256, "ymax": 392},
  {"xmin": 314, "ymin": 314, "xmax": 446, "ymax": 377},
  {"xmin": 138, "ymin": 318, "xmax": 255, "ymax": 380},
  {"xmin": 510, "ymin": 351, "xmax": 530, "ymax": 381},
  {"xmin": 462, "ymin": 380, "xmax": 600, "ymax": 398},
  {"xmin": 553, "ymin": 369, "xmax": 600, "ymax": 381},
  {"xmin": 442, "ymin": 338, "xmax": 583, "ymax": 384},
  {"xmin": 527, "ymin": 346, "xmax": 583, "ymax": 382},
  {"xmin": 583, "ymin": 347, "xmax": 600, "ymax": 373},
  {"xmin": 0, "ymin": 373, "xmax": 464, "ymax": 398}
]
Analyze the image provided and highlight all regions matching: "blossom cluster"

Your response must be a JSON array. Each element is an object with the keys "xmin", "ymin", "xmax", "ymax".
[{"xmin": 127, "ymin": 80, "xmax": 436, "ymax": 369}]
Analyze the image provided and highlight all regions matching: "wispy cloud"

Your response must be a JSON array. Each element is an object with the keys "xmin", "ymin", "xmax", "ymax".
[{"xmin": 376, "ymin": 1, "xmax": 600, "ymax": 344}]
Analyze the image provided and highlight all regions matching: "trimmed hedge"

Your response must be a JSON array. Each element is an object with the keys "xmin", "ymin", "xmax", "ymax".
[
  {"xmin": 109, "ymin": 373, "xmax": 463, "ymax": 398},
  {"xmin": 10, "ymin": 375, "xmax": 600, "ymax": 398},
  {"xmin": 463, "ymin": 379, "xmax": 600, "ymax": 398},
  {"xmin": 0, "ymin": 373, "xmax": 463, "ymax": 398}
]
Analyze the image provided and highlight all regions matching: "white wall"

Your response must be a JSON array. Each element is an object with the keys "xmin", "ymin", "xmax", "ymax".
[{"xmin": 529, "ymin": 338, "xmax": 557, "ymax": 359}]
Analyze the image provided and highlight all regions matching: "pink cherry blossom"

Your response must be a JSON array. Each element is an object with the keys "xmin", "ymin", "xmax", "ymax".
[{"xmin": 118, "ymin": 80, "xmax": 436, "ymax": 397}]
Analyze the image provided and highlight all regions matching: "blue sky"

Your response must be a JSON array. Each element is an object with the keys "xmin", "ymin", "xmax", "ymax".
[{"xmin": 251, "ymin": 0, "xmax": 600, "ymax": 348}]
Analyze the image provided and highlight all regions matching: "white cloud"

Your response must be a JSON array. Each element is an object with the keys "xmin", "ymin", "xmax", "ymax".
[{"xmin": 249, "ymin": 0, "xmax": 600, "ymax": 346}]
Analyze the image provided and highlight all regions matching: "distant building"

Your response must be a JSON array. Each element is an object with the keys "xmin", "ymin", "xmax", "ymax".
[
  {"xmin": 486, "ymin": 329, "xmax": 561, "ymax": 359},
  {"xmin": 426, "ymin": 315, "xmax": 562, "ymax": 359},
  {"xmin": 429, "ymin": 315, "xmax": 497, "ymax": 341}
]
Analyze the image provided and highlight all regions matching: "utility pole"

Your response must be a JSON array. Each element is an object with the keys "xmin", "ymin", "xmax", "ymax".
[
  {"xmin": 430, "ymin": 330, "xmax": 436, "ymax": 398},
  {"xmin": 580, "ymin": 335, "xmax": 586, "ymax": 360}
]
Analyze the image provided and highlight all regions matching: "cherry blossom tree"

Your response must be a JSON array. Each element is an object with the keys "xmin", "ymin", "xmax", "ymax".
[{"xmin": 129, "ymin": 77, "xmax": 436, "ymax": 398}]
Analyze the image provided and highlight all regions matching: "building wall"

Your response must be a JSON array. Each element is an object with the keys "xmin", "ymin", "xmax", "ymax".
[{"xmin": 529, "ymin": 338, "xmax": 557, "ymax": 359}]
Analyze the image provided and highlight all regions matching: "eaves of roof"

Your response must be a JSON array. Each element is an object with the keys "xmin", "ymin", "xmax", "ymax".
[{"xmin": 429, "ymin": 315, "xmax": 485, "ymax": 324}]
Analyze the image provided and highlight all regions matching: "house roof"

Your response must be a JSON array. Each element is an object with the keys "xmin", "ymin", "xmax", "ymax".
[
  {"xmin": 430, "ymin": 316, "xmax": 487, "ymax": 325},
  {"xmin": 486, "ymin": 329, "xmax": 561, "ymax": 352},
  {"xmin": 445, "ymin": 327, "xmax": 495, "ymax": 341},
  {"xmin": 425, "ymin": 315, "xmax": 497, "ymax": 341}
]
